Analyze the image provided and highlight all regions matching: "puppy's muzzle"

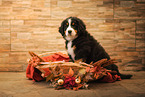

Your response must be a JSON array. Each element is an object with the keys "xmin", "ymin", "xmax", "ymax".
[{"xmin": 68, "ymin": 30, "xmax": 72, "ymax": 35}]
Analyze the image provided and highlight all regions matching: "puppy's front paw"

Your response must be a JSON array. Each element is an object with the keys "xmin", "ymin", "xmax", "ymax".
[{"xmin": 74, "ymin": 59, "xmax": 83, "ymax": 63}]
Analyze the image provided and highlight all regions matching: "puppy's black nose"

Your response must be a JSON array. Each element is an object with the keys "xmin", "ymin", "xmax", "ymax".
[{"xmin": 68, "ymin": 30, "xmax": 72, "ymax": 34}]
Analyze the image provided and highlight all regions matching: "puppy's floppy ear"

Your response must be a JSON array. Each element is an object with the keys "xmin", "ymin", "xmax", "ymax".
[
  {"xmin": 79, "ymin": 19, "xmax": 86, "ymax": 30},
  {"xmin": 77, "ymin": 18, "xmax": 87, "ymax": 34},
  {"xmin": 59, "ymin": 23, "xmax": 64, "ymax": 36}
]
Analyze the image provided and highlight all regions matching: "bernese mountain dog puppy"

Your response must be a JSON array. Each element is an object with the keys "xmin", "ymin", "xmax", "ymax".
[{"xmin": 59, "ymin": 17, "xmax": 132, "ymax": 79}]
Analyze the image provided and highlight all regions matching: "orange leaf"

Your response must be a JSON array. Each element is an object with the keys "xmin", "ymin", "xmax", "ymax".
[
  {"xmin": 63, "ymin": 74, "xmax": 69, "ymax": 77},
  {"xmin": 68, "ymin": 68, "xmax": 74, "ymax": 77},
  {"xmin": 94, "ymin": 73, "xmax": 97, "ymax": 78},
  {"xmin": 86, "ymin": 67, "xmax": 90, "ymax": 72},
  {"xmin": 95, "ymin": 74, "xmax": 100, "ymax": 79},
  {"xmin": 94, "ymin": 73, "xmax": 100, "ymax": 79},
  {"xmin": 54, "ymin": 78, "xmax": 59, "ymax": 81},
  {"xmin": 90, "ymin": 68, "xmax": 95, "ymax": 72},
  {"xmin": 73, "ymin": 84, "xmax": 83, "ymax": 91}
]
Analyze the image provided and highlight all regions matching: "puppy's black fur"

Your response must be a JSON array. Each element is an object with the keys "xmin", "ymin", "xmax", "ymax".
[{"xmin": 59, "ymin": 17, "xmax": 132, "ymax": 79}]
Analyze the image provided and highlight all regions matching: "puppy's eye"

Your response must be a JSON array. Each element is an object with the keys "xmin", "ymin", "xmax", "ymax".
[
  {"xmin": 72, "ymin": 23, "xmax": 75, "ymax": 25},
  {"xmin": 66, "ymin": 23, "xmax": 68, "ymax": 25}
]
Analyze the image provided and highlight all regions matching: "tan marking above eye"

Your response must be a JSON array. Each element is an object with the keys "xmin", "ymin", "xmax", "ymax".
[
  {"xmin": 72, "ymin": 23, "xmax": 74, "ymax": 25},
  {"xmin": 66, "ymin": 23, "xmax": 68, "ymax": 25}
]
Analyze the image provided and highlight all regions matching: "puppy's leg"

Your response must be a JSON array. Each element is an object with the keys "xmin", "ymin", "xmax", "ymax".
[
  {"xmin": 75, "ymin": 46, "xmax": 91, "ymax": 63},
  {"xmin": 74, "ymin": 59, "xmax": 83, "ymax": 63}
]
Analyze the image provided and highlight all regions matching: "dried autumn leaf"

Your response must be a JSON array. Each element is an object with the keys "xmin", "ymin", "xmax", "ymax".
[
  {"xmin": 90, "ymin": 61, "xmax": 93, "ymax": 65},
  {"xmin": 86, "ymin": 67, "xmax": 90, "ymax": 72},
  {"xmin": 90, "ymin": 68, "xmax": 95, "ymax": 73},
  {"xmin": 78, "ymin": 76, "xmax": 81, "ymax": 80},
  {"xmin": 46, "ymin": 73, "xmax": 54, "ymax": 82},
  {"xmin": 94, "ymin": 74, "xmax": 100, "ymax": 79},
  {"xmin": 79, "ymin": 69, "xmax": 86, "ymax": 74},
  {"xmin": 65, "ymin": 87, "xmax": 72, "ymax": 90},
  {"xmin": 29, "ymin": 51, "xmax": 45, "ymax": 62},
  {"xmin": 54, "ymin": 73, "xmax": 63, "ymax": 78},
  {"xmin": 73, "ymin": 84, "xmax": 83, "ymax": 91},
  {"xmin": 63, "ymin": 74, "xmax": 69, "ymax": 77},
  {"xmin": 83, "ymin": 78, "xmax": 88, "ymax": 82},
  {"xmin": 52, "ymin": 67, "xmax": 60, "ymax": 76},
  {"xmin": 102, "ymin": 59, "xmax": 117, "ymax": 67},
  {"xmin": 85, "ymin": 73, "xmax": 93, "ymax": 80},
  {"xmin": 68, "ymin": 67, "xmax": 74, "ymax": 77},
  {"xmin": 92, "ymin": 59, "xmax": 107, "ymax": 67},
  {"xmin": 55, "ymin": 66, "xmax": 60, "ymax": 71},
  {"xmin": 54, "ymin": 78, "xmax": 59, "ymax": 81}
]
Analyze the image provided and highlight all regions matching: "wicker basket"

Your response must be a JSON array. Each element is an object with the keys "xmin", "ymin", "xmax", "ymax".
[
  {"xmin": 27, "ymin": 51, "xmax": 118, "ymax": 90},
  {"xmin": 28, "ymin": 51, "xmax": 93, "ymax": 75}
]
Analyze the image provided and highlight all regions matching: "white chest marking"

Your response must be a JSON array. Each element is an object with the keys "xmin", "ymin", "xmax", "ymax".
[{"xmin": 67, "ymin": 41, "xmax": 75, "ymax": 61}]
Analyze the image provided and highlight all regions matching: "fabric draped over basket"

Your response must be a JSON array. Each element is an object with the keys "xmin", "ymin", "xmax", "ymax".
[{"xmin": 26, "ymin": 52, "xmax": 70, "ymax": 81}]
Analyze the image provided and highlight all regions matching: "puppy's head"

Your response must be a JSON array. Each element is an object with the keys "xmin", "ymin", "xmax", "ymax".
[{"xmin": 59, "ymin": 17, "xmax": 86, "ymax": 41}]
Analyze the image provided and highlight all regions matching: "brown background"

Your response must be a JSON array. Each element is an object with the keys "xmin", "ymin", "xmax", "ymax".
[{"xmin": 0, "ymin": 0, "xmax": 144, "ymax": 71}]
